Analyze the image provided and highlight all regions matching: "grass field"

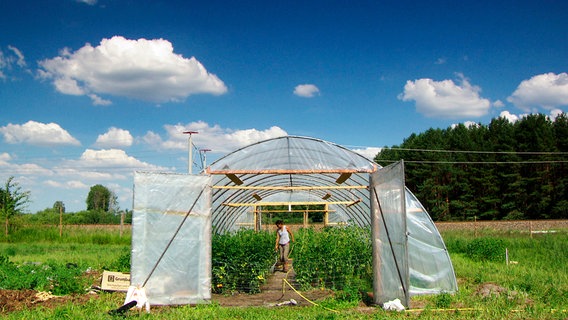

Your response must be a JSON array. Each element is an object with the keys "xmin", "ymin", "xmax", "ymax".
[{"xmin": 0, "ymin": 223, "xmax": 567, "ymax": 319}]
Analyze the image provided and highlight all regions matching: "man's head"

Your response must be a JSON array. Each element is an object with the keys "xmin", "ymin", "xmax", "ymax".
[{"xmin": 275, "ymin": 220, "xmax": 283, "ymax": 227}]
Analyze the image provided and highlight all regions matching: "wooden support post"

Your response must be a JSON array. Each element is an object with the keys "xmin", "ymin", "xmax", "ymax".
[
  {"xmin": 59, "ymin": 206, "xmax": 63, "ymax": 237},
  {"xmin": 303, "ymin": 211, "xmax": 308, "ymax": 228},
  {"xmin": 254, "ymin": 208, "xmax": 258, "ymax": 232},
  {"xmin": 120, "ymin": 211, "xmax": 124, "ymax": 237}
]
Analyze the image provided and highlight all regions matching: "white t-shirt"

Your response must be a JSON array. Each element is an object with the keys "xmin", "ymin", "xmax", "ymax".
[{"xmin": 278, "ymin": 226, "xmax": 290, "ymax": 245}]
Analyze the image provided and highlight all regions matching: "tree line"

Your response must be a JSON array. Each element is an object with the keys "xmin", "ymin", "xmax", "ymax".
[
  {"xmin": 1, "ymin": 181, "xmax": 130, "ymax": 235},
  {"xmin": 375, "ymin": 113, "xmax": 568, "ymax": 221}
]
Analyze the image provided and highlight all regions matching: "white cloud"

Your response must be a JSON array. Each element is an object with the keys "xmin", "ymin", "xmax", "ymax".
[
  {"xmin": 499, "ymin": 110, "xmax": 522, "ymax": 123},
  {"xmin": 399, "ymin": 74, "xmax": 491, "ymax": 118},
  {"xmin": 294, "ymin": 84, "xmax": 320, "ymax": 98},
  {"xmin": 0, "ymin": 154, "xmax": 53, "ymax": 177},
  {"xmin": 38, "ymin": 36, "xmax": 227, "ymax": 104},
  {"xmin": 8, "ymin": 46, "xmax": 26, "ymax": 68},
  {"xmin": 451, "ymin": 121, "xmax": 480, "ymax": 129},
  {"xmin": 143, "ymin": 121, "xmax": 288, "ymax": 154},
  {"xmin": 0, "ymin": 121, "xmax": 81, "ymax": 146},
  {"xmin": 78, "ymin": 148, "xmax": 162, "ymax": 169},
  {"xmin": 0, "ymin": 152, "xmax": 12, "ymax": 165},
  {"xmin": 44, "ymin": 180, "xmax": 88, "ymax": 189},
  {"xmin": 88, "ymin": 93, "xmax": 112, "ymax": 106},
  {"xmin": 550, "ymin": 108, "xmax": 563, "ymax": 120},
  {"xmin": 499, "ymin": 109, "xmax": 562, "ymax": 123},
  {"xmin": 0, "ymin": 45, "xmax": 29, "ymax": 79},
  {"xmin": 51, "ymin": 148, "xmax": 169, "ymax": 182},
  {"xmin": 435, "ymin": 57, "xmax": 446, "ymax": 65},
  {"xmin": 94, "ymin": 127, "xmax": 133, "ymax": 148},
  {"xmin": 507, "ymin": 72, "xmax": 568, "ymax": 111},
  {"xmin": 351, "ymin": 147, "xmax": 382, "ymax": 160},
  {"xmin": 77, "ymin": 0, "xmax": 97, "ymax": 5},
  {"xmin": 493, "ymin": 100, "xmax": 505, "ymax": 108}
]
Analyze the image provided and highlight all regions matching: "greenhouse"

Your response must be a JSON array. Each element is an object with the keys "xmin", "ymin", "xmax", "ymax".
[{"xmin": 130, "ymin": 135, "xmax": 458, "ymax": 308}]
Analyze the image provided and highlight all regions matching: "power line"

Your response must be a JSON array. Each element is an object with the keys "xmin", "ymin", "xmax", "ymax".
[
  {"xmin": 379, "ymin": 160, "xmax": 568, "ymax": 164},
  {"xmin": 382, "ymin": 147, "xmax": 568, "ymax": 155}
]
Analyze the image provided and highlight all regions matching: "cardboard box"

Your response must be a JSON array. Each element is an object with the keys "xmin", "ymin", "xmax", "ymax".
[{"xmin": 101, "ymin": 271, "xmax": 131, "ymax": 292}]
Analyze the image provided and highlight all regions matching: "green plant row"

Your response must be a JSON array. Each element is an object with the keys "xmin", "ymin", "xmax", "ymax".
[
  {"xmin": 293, "ymin": 226, "xmax": 373, "ymax": 301},
  {"xmin": 211, "ymin": 229, "xmax": 275, "ymax": 294}
]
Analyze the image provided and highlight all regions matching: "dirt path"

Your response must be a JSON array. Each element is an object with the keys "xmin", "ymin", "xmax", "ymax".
[{"xmin": 212, "ymin": 260, "xmax": 333, "ymax": 307}]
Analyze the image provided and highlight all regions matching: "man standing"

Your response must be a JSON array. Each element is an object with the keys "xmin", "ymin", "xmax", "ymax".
[{"xmin": 275, "ymin": 220, "xmax": 294, "ymax": 272}]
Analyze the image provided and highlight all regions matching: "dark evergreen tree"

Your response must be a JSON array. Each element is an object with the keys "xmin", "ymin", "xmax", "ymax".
[{"xmin": 375, "ymin": 113, "xmax": 568, "ymax": 221}]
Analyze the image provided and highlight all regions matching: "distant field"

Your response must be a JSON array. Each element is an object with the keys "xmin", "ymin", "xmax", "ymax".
[{"xmin": 1, "ymin": 220, "xmax": 566, "ymax": 319}]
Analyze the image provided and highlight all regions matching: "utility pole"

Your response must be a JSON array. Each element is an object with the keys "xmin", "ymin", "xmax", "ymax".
[
  {"xmin": 183, "ymin": 131, "xmax": 198, "ymax": 174},
  {"xmin": 200, "ymin": 149, "xmax": 211, "ymax": 170}
]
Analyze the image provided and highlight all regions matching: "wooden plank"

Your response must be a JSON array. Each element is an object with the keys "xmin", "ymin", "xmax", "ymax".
[
  {"xmin": 212, "ymin": 185, "xmax": 367, "ymax": 190},
  {"xmin": 207, "ymin": 167, "xmax": 377, "ymax": 174},
  {"xmin": 223, "ymin": 199, "xmax": 361, "ymax": 207}
]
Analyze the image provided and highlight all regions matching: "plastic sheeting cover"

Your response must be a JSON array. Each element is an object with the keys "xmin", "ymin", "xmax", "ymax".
[
  {"xmin": 131, "ymin": 172, "xmax": 212, "ymax": 305},
  {"xmin": 406, "ymin": 191, "xmax": 458, "ymax": 294},
  {"xmin": 370, "ymin": 161, "xmax": 409, "ymax": 307}
]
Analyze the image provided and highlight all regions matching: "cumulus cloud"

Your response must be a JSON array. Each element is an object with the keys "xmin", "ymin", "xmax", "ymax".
[
  {"xmin": 507, "ymin": 72, "xmax": 568, "ymax": 111},
  {"xmin": 51, "ymin": 148, "xmax": 167, "ymax": 183},
  {"xmin": 94, "ymin": 127, "xmax": 133, "ymax": 148},
  {"xmin": 294, "ymin": 84, "xmax": 320, "ymax": 98},
  {"xmin": 499, "ymin": 109, "xmax": 562, "ymax": 123},
  {"xmin": 398, "ymin": 74, "xmax": 491, "ymax": 118},
  {"xmin": 38, "ymin": 36, "xmax": 227, "ymax": 104},
  {"xmin": 0, "ymin": 153, "xmax": 53, "ymax": 178},
  {"xmin": 143, "ymin": 121, "xmax": 287, "ymax": 154},
  {"xmin": 44, "ymin": 180, "xmax": 89, "ymax": 189},
  {"xmin": 499, "ymin": 110, "xmax": 522, "ymax": 123},
  {"xmin": 78, "ymin": 148, "xmax": 162, "ymax": 169},
  {"xmin": 0, "ymin": 121, "xmax": 80, "ymax": 146},
  {"xmin": 351, "ymin": 147, "xmax": 382, "ymax": 160},
  {"xmin": 451, "ymin": 121, "xmax": 480, "ymax": 129}
]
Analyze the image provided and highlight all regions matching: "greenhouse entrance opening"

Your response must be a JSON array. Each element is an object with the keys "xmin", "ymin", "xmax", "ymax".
[{"xmin": 130, "ymin": 136, "xmax": 458, "ymax": 308}]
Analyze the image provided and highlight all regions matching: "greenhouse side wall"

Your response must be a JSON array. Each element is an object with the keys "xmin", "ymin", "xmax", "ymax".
[{"xmin": 131, "ymin": 172, "xmax": 212, "ymax": 305}]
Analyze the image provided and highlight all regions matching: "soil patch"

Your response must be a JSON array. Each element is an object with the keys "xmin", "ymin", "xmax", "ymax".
[{"xmin": 0, "ymin": 289, "xmax": 97, "ymax": 313}]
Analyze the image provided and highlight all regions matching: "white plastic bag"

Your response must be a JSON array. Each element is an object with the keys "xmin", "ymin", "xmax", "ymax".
[
  {"xmin": 382, "ymin": 298, "xmax": 405, "ymax": 311},
  {"xmin": 125, "ymin": 285, "xmax": 150, "ymax": 313}
]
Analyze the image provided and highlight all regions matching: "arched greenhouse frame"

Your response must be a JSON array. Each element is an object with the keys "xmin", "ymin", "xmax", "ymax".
[{"xmin": 130, "ymin": 135, "xmax": 458, "ymax": 308}]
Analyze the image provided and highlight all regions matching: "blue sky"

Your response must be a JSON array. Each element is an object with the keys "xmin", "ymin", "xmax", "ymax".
[{"xmin": 1, "ymin": 0, "xmax": 567, "ymax": 213}]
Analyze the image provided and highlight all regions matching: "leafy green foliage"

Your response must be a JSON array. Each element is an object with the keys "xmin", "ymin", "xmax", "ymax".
[
  {"xmin": 104, "ymin": 249, "xmax": 131, "ymax": 272},
  {"xmin": 0, "ymin": 176, "xmax": 30, "ymax": 236},
  {"xmin": 211, "ymin": 229, "xmax": 275, "ymax": 294},
  {"xmin": 464, "ymin": 238, "xmax": 506, "ymax": 262},
  {"xmin": 86, "ymin": 184, "xmax": 115, "ymax": 212},
  {"xmin": 293, "ymin": 226, "xmax": 373, "ymax": 297},
  {"xmin": 0, "ymin": 255, "xmax": 85, "ymax": 294},
  {"xmin": 376, "ymin": 113, "xmax": 568, "ymax": 221},
  {"xmin": 446, "ymin": 236, "xmax": 506, "ymax": 262}
]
